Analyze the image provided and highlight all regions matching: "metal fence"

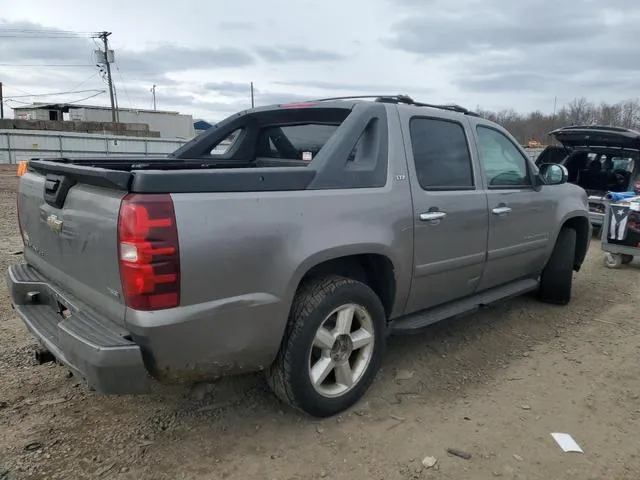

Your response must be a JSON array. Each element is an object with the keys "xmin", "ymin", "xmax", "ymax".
[{"xmin": 0, "ymin": 129, "xmax": 185, "ymax": 164}]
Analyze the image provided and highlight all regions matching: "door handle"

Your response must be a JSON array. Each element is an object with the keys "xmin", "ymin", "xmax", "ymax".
[
  {"xmin": 492, "ymin": 206, "xmax": 512, "ymax": 215},
  {"xmin": 420, "ymin": 211, "xmax": 447, "ymax": 221}
]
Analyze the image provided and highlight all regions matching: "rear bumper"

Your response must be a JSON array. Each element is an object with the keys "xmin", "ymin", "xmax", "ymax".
[{"xmin": 7, "ymin": 264, "xmax": 150, "ymax": 394}]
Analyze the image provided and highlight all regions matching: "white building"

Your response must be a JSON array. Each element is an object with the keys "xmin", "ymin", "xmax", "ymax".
[{"xmin": 13, "ymin": 103, "xmax": 196, "ymax": 139}]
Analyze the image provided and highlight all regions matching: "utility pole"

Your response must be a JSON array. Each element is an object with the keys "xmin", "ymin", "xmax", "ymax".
[
  {"xmin": 151, "ymin": 84, "xmax": 157, "ymax": 111},
  {"xmin": 250, "ymin": 82, "xmax": 254, "ymax": 108},
  {"xmin": 0, "ymin": 82, "xmax": 4, "ymax": 119},
  {"xmin": 98, "ymin": 31, "xmax": 117, "ymax": 123}
]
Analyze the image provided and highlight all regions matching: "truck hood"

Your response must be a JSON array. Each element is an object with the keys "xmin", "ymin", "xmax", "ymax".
[{"xmin": 549, "ymin": 125, "xmax": 640, "ymax": 150}]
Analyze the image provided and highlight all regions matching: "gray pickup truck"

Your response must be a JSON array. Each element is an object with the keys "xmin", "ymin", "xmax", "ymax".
[{"xmin": 8, "ymin": 95, "xmax": 591, "ymax": 417}]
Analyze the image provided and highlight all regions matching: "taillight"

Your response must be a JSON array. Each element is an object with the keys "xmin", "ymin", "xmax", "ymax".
[{"xmin": 117, "ymin": 193, "xmax": 180, "ymax": 310}]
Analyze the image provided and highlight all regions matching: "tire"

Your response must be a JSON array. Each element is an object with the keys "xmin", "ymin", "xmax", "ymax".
[
  {"xmin": 621, "ymin": 254, "xmax": 634, "ymax": 265},
  {"xmin": 538, "ymin": 228, "xmax": 577, "ymax": 305},
  {"xmin": 266, "ymin": 275, "xmax": 386, "ymax": 417}
]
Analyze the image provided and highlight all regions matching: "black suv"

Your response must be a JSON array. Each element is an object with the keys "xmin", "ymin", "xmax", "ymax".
[{"xmin": 536, "ymin": 125, "xmax": 640, "ymax": 229}]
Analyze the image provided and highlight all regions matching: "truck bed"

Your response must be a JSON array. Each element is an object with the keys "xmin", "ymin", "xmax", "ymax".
[{"xmin": 28, "ymin": 157, "xmax": 317, "ymax": 194}]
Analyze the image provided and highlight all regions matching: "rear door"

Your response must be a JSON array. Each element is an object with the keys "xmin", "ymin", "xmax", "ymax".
[
  {"xmin": 471, "ymin": 122, "xmax": 554, "ymax": 291},
  {"xmin": 401, "ymin": 113, "xmax": 489, "ymax": 314}
]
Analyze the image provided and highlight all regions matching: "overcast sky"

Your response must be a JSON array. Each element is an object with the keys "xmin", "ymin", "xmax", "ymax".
[{"xmin": 1, "ymin": 0, "xmax": 639, "ymax": 123}]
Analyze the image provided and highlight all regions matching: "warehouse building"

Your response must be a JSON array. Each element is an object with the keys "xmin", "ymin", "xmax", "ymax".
[{"xmin": 13, "ymin": 103, "xmax": 195, "ymax": 139}]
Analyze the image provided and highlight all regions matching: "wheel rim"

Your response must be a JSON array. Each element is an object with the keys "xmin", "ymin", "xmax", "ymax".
[{"xmin": 308, "ymin": 303, "xmax": 376, "ymax": 398}]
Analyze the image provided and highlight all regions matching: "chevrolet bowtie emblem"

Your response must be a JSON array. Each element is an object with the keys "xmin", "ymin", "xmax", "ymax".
[{"xmin": 46, "ymin": 214, "xmax": 63, "ymax": 233}]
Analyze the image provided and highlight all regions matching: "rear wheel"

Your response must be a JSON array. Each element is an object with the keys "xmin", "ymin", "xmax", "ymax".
[
  {"xmin": 266, "ymin": 276, "xmax": 386, "ymax": 417},
  {"xmin": 538, "ymin": 228, "xmax": 576, "ymax": 305}
]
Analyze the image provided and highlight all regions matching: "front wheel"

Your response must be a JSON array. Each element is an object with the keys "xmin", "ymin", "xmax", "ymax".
[
  {"xmin": 539, "ymin": 228, "xmax": 576, "ymax": 305},
  {"xmin": 266, "ymin": 276, "xmax": 386, "ymax": 417}
]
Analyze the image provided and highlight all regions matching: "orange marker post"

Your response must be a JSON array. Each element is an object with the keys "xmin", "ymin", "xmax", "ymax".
[{"xmin": 16, "ymin": 161, "xmax": 27, "ymax": 177}]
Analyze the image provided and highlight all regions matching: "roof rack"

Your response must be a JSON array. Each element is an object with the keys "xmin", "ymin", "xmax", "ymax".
[{"xmin": 307, "ymin": 94, "xmax": 481, "ymax": 117}]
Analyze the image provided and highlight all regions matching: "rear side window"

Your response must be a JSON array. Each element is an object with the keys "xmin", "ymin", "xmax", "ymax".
[
  {"xmin": 211, "ymin": 129, "xmax": 242, "ymax": 155},
  {"xmin": 409, "ymin": 117, "xmax": 474, "ymax": 190},
  {"xmin": 258, "ymin": 124, "xmax": 340, "ymax": 162}
]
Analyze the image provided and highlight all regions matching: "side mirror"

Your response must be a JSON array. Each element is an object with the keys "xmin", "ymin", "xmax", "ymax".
[{"xmin": 538, "ymin": 163, "xmax": 568, "ymax": 186}]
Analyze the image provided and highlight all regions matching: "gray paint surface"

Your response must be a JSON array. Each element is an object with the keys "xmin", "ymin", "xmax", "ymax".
[{"xmin": 10, "ymin": 101, "xmax": 591, "ymax": 388}]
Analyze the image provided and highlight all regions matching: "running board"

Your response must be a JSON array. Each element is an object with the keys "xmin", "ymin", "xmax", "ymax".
[{"xmin": 390, "ymin": 278, "xmax": 539, "ymax": 335}]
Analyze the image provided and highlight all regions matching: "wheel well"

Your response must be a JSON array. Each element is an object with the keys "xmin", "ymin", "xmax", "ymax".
[
  {"xmin": 561, "ymin": 216, "xmax": 590, "ymax": 271},
  {"xmin": 299, "ymin": 254, "xmax": 396, "ymax": 318}
]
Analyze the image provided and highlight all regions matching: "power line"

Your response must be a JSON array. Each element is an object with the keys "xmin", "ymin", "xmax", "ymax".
[
  {"xmin": 5, "ymin": 90, "xmax": 105, "ymax": 105},
  {"xmin": 69, "ymin": 72, "xmax": 100, "ymax": 92},
  {"xmin": 0, "ymin": 28, "xmax": 96, "ymax": 38},
  {"xmin": 65, "ymin": 91, "xmax": 106, "ymax": 103},
  {"xmin": 4, "ymin": 89, "xmax": 105, "ymax": 99},
  {"xmin": 0, "ymin": 63, "xmax": 95, "ymax": 68},
  {"xmin": 0, "ymin": 33, "xmax": 92, "ymax": 38},
  {"xmin": 114, "ymin": 62, "xmax": 132, "ymax": 109},
  {"xmin": 2, "ymin": 84, "xmax": 34, "ymax": 95}
]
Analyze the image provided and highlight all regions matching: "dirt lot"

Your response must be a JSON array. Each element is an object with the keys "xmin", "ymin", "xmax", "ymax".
[{"xmin": 1, "ymin": 165, "xmax": 639, "ymax": 480}]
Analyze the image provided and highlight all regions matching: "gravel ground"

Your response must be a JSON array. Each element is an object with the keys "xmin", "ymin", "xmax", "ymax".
[{"xmin": 1, "ymin": 165, "xmax": 639, "ymax": 479}]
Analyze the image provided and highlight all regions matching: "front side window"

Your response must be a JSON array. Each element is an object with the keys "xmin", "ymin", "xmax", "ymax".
[
  {"xmin": 409, "ymin": 117, "xmax": 474, "ymax": 190},
  {"xmin": 476, "ymin": 126, "xmax": 531, "ymax": 187}
]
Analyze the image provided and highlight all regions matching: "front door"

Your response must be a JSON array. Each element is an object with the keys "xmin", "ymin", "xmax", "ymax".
[
  {"xmin": 472, "ymin": 123, "xmax": 554, "ymax": 291},
  {"xmin": 402, "ymin": 115, "xmax": 489, "ymax": 314}
]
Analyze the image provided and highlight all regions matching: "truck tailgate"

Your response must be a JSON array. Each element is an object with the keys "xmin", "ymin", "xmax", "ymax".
[{"xmin": 18, "ymin": 170, "xmax": 127, "ymax": 326}]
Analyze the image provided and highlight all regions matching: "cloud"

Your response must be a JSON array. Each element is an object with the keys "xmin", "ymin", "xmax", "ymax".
[
  {"xmin": 4, "ymin": 1, "xmax": 640, "ymax": 123},
  {"xmin": 384, "ymin": 0, "xmax": 613, "ymax": 56},
  {"xmin": 0, "ymin": 20, "xmax": 94, "ymax": 64},
  {"xmin": 383, "ymin": 0, "xmax": 640, "ymax": 101},
  {"xmin": 253, "ymin": 91, "xmax": 314, "ymax": 106},
  {"xmin": 201, "ymin": 81, "xmax": 254, "ymax": 96},
  {"xmin": 116, "ymin": 45, "xmax": 254, "ymax": 79},
  {"xmin": 0, "ymin": 20, "xmax": 254, "ymax": 77},
  {"xmin": 255, "ymin": 46, "xmax": 346, "ymax": 63},
  {"xmin": 217, "ymin": 21, "xmax": 253, "ymax": 31},
  {"xmin": 273, "ymin": 79, "xmax": 432, "ymax": 95}
]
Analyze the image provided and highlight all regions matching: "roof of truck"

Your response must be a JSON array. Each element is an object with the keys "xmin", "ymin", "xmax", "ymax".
[{"xmin": 275, "ymin": 94, "xmax": 481, "ymax": 117}]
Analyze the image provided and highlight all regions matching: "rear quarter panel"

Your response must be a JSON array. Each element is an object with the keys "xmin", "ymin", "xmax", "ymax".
[{"xmin": 124, "ymin": 111, "xmax": 416, "ymax": 379}]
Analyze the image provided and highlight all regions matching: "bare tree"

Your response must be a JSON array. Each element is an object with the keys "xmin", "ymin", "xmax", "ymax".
[{"xmin": 476, "ymin": 97, "xmax": 640, "ymax": 144}]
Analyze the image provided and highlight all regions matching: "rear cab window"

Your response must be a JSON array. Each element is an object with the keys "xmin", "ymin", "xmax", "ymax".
[
  {"xmin": 203, "ymin": 107, "xmax": 354, "ymax": 166},
  {"xmin": 172, "ymin": 102, "xmax": 390, "ymax": 189},
  {"xmin": 257, "ymin": 124, "xmax": 341, "ymax": 163}
]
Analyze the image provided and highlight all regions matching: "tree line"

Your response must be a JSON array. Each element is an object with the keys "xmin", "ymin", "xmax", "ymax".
[{"xmin": 475, "ymin": 97, "xmax": 640, "ymax": 146}]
